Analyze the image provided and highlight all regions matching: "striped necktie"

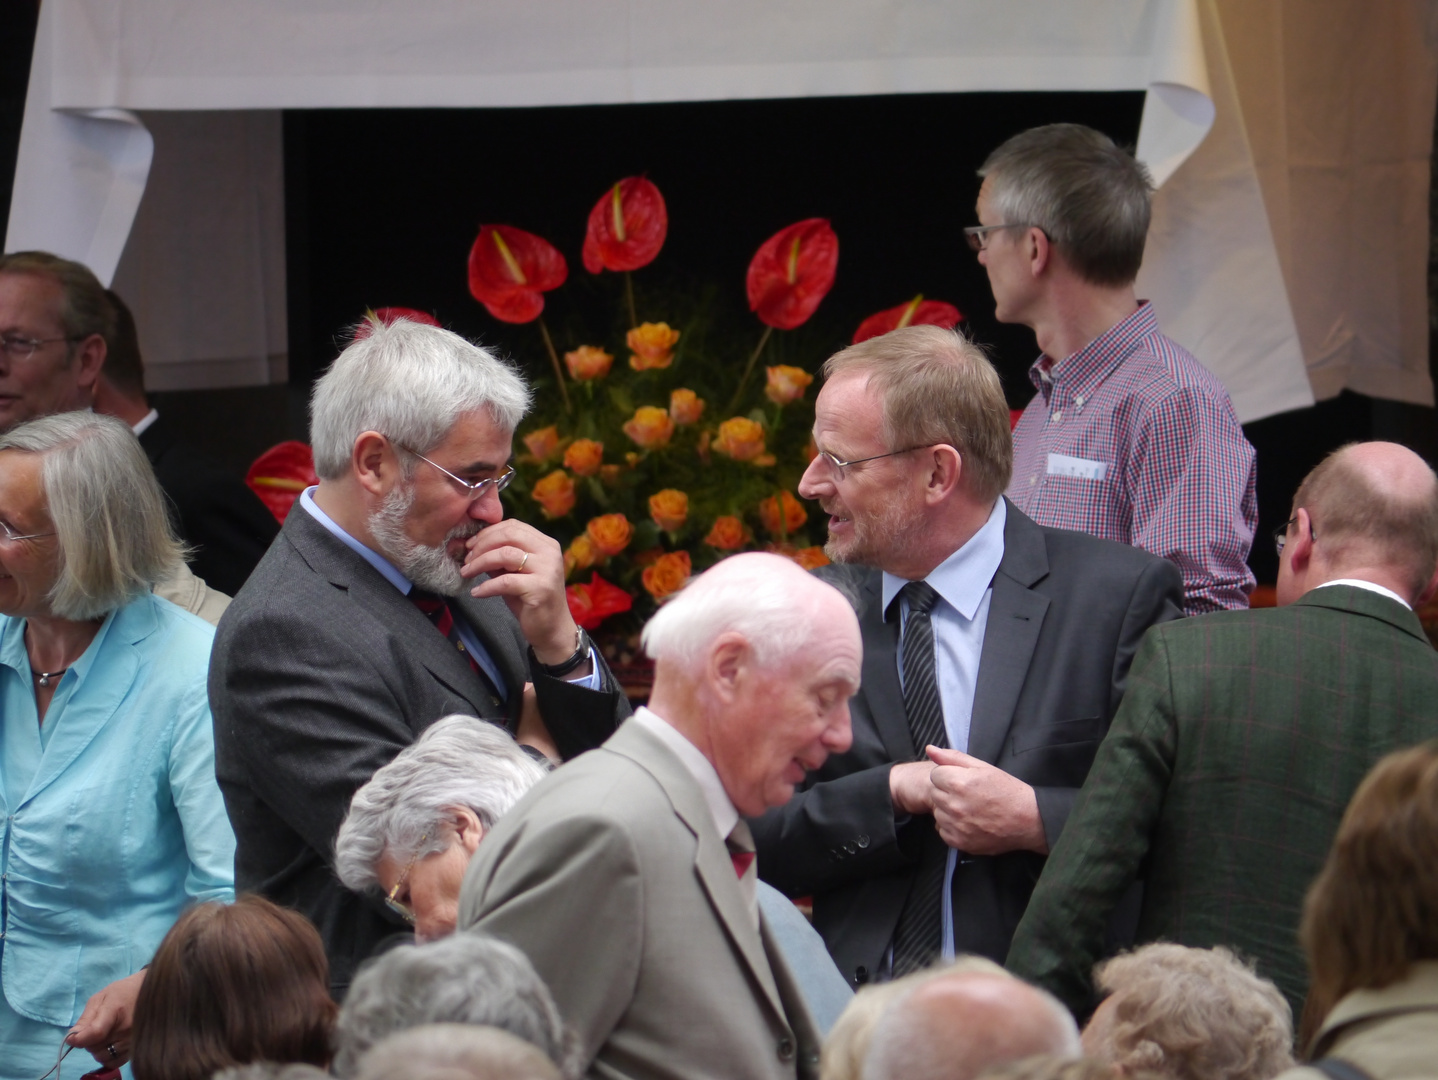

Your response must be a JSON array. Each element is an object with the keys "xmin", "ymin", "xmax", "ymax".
[{"xmin": 890, "ymin": 580, "xmax": 950, "ymax": 976}]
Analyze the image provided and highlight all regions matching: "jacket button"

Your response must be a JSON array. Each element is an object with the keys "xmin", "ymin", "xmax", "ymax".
[
  {"xmin": 843, "ymin": 842, "xmax": 857, "ymax": 854},
  {"xmin": 856, "ymin": 833, "xmax": 870, "ymax": 848},
  {"xmin": 854, "ymin": 965, "xmax": 869, "ymax": 985},
  {"xmin": 805, "ymin": 1051, "xmax": 820, "ymax": 1066},
  {"xmin": 777, "ymin": 1037, "xmax": 795, "ymax": 1062}
]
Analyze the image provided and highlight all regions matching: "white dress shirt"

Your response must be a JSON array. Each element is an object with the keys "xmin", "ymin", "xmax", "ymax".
[
  {"xmin": 130, "ymin": 407, "xmax": 159, "ymax": 437},
  {"xmin": 882, "ymin": 497, "xmax": 1007, "ymax": 960}
]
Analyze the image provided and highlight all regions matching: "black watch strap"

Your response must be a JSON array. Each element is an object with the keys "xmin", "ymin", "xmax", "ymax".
[{"xmin": 531, "ymin": 627, "xmax": 591, "ymax": 677}]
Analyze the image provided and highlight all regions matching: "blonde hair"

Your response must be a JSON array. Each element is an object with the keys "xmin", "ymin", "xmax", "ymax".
[
  {"xmin": 1088, "ymin": 944, "xmax": 1293, "ymax": 1080},
  {"xmin": 0, "ymin": 411, "xmax": 184, "ymax": 619},
  {"xmin": 822, "ymin": 325, "xmax": 1013, "ymax": 502}
]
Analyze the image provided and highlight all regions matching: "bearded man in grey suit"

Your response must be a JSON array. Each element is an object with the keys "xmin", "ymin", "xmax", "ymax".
[
  {"xmin": 210, "ymin": 316, "xmax": 628, "ymax": 995},
  {"xmin": 458, "ymin": 552, "xmax": 861, "ymax": 1080},
  {"xmin": 751, "ymin": 325, "xmax": 1183, "ymax": 986}
]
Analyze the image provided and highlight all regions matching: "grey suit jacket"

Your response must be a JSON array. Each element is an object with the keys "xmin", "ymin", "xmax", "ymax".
[
  {"xmin": 210, "ymin": 504, "xmax": 628, "ymax": 992},
  {"xmin": 458, "ymin": 720, "xmax": 822, "ymax": 1080},
  {"xmin": 751, "ymin": 500, "xmax": 1183, "ymax": 985}
]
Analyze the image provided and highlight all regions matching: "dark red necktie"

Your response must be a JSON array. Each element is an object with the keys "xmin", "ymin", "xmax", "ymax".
[{"xmin": 730, "ymin": 851, "xmax": 755, "ymax": 878}]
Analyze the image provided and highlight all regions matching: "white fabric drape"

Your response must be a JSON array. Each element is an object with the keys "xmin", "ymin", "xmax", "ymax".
[{"xmin": 6, "ymin": 0, "xmax": 1432, "ymax": 418}]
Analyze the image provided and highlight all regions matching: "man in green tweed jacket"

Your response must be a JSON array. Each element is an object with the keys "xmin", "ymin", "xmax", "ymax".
[{"xmin": 1006, "ymin": 442, "xmax": 1438, "ymax": 1022}]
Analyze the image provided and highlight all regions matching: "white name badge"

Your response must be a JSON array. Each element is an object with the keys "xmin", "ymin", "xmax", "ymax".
[{"xmin": 1046, "ymin": 453, "xmax": 1108, "ymax": 482}]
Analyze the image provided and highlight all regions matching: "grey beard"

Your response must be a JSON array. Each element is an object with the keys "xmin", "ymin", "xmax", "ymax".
[{"xmin": 370, "ymin": 482, "xmax": 482, "ymax": 597}]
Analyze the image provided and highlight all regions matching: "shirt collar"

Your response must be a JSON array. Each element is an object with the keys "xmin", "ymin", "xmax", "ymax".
[
  {"xmin": 1315, "ymin": 578, "xmax": 1412, "ymax": 611},
  {"xmin": 632, "ymin": 706, "xmax": 739, "ymax": 841},
  {"xmin": 882, "ymin": 497, "xmax": 1006, "ymax": 620},
  {"xmin": 299, "ymin": 486, "xmax": 414, "ymax": 595},
  {"xmin": 130, "ymin": 408, "xmax": 159, "ymax": 438},
  {"xmin": 1027, "ymin": 301, "xmax": 1158, "ymax": 395}
]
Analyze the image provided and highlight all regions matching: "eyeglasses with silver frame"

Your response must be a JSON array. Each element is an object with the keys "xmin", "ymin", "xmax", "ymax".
[
  {"xmin": 814, "ymin": 445, "xmax": 931, "ymax": 480},
  {"xmin": 0, "ymin": 519, "xmax": 55, "ymax": 544},
  {"xmin": 963, "ymin": 222, "xmax": 1037, "ymax": 252},
  {"xmin": 0, "ymin": 334, "xmax": 82, "ymax": 362},
  {"xmin": 394, "ymin": 443, "xmax": 515, "ymax": 503}
]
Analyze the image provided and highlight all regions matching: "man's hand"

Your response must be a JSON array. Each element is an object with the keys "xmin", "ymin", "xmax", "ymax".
[
  {"xmin": 67, "ymin": 969, "xmax": 146, "ymax": 1065},
  {"xmin": 926, "ymin": 746, "xmax": 1048, "ymax": 855},
  {"xmin": 890, "ymin": 760, "xmax": 937, "ymax": 815},
  {"xmin": 515, "ymin": 682, "xmax": 559, "ymax": 763},
  {"xmin": 462, "ymin": 520, "xmax": 582, "ymax": 666}
]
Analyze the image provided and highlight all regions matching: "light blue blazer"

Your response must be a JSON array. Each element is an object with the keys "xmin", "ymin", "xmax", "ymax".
[{"xmin": 0, "ymin": 592, "xmax": 236, "ymax": 1027}]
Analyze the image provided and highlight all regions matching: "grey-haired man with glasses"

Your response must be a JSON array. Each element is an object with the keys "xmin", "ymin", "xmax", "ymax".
[{"xmin": 209, "ymin": 314, "xmax": 629, "ymax": 996}]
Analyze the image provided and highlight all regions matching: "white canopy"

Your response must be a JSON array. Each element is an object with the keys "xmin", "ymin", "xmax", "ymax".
[{"xmin": 7, "ymin": 0, "xmax": 1435, "ymax": 419}]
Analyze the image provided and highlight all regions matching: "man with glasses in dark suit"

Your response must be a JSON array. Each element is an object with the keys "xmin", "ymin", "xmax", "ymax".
[
  {"xmin": 209, "ymin": 314, "xmax": 628, "ymax": 996},
  {"xmin": 751, "ymin": 324, "xmax": 1182, "ymax": 987},
  {"xmin": 1008, "ymin": 441, "xmax": 1438, "ymax": 1022}
]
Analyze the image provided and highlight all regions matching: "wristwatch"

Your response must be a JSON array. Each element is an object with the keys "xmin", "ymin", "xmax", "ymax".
[{"xmin": 531, "ymin": 626, "xmax": 591, "ymax": 677}]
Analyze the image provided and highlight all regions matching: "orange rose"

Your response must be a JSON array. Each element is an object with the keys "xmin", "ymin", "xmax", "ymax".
[
  {"xmin": 759, "ymin": 490, "xmax": 808, "ymax": 537},
  {"xmin": 642, "ymin": 550, "xmax": 692, "ymax": 601},
  {"xmin": 563, "ymin": 438, "xmax": 604, "ymax": 477},
  {"xmin": 791, "ymin": 545, "xmax": 830, "ymax": 570},
  {"xmin": 599, "ymin": 464, "xmax": 622, "ymax": 486},
  {"xmin": 648, "ymin": 489, "xmax": 689, "ymax": 533},
  {"xmin": 564, "ymin": 345, "xmax": 614, "ymax": 381},
  {"xmin": 713, "ymin": 417, "xmax": 767, "ymax": 462},
  {"xmin": 522, "ymin": 425, "xmax": 561, "ymax": 462},
  {"xmin": 564, "ymin": 533, "xmax": 599, "ymax": 577},
  {"xmin": 531, "ymin": 470, "xmax": 576, "ymax": 519},
  {"xmin": 586, "ymin": 513, "xmax": 634, "ymax": 557},
  {"xmin": 704, "ymin": 515, "xmax": 749, "ymax": 551},
  {"xmin": 623, "ymin": 406, "xmax": 675, "ymax": 450},
  {"xmin": 765, "ymin": 365, "xmax": 814, "ymax": 406},
  {"xmin": 669, "ymin": 388, "xmax": 705, "ymax": 426},
  {"xmin": 627, "ymin": 322, "xmax": 681, "ymax": 371}
]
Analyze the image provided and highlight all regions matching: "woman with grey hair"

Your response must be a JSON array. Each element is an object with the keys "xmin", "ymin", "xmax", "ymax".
[
  {"xmin": 0, "ymin": 411, "xmax": 235, "ymax": 1079},
  {"xmin": 335, "ymin": 714, "xmax": 548, "ymax": 942}
]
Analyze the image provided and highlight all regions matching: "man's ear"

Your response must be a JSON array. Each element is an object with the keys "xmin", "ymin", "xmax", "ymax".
[
  {"xmin": 353, "ymin": 431, "xmax": 398, "ymax": 497},
  {"xmin": 923, "ymin": 445, "xmax": 963, "ymax": 506},
  {"xmin": 451, "ymin": 806, "xmax": 486, "ymax": 857},
  {"xmin": 1026, "ymin": 227, "xmax": 1051, "ymax": 279},
  {"xmin": 72, "ymin": 333, "xmax": 107, "ymax": 394},
  {"xmin": 706, "ymin": 632, "xmax": 750, "ymax": 702},
  {"xmin": 1287, "ymin": 507, "xmax": 1316, "ymax": 575}
]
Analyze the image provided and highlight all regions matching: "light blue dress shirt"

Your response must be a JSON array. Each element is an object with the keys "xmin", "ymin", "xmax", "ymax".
[
  {"xmin": 299, "ymin": 488, "xmax": 600, "ymax": 693},
  {"xmin": 0, "ymin": 592, "xmax": 235, "ymax": 1080},
  {"xmin": 882, "ymin": 498, "xmax": 1006, "ymax": 960}
]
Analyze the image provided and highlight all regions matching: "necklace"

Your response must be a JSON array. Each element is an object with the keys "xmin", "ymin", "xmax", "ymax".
[{"xmin": 32, "ymin": 667, "xmax": 68, "ymax": 688}]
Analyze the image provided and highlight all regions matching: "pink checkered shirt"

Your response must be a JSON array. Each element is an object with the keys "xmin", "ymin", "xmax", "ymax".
[{"xmin": 1006, "ymin": 303, "xmax": 1257, "ymax": 615}]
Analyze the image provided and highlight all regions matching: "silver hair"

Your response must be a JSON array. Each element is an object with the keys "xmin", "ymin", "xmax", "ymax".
[
  {"xmin": 640, "ymin": 551, "xmax": 845, "ymax": 672},
  {"xmin": 355, "ymin": 1024, "xmax": 562, "ymax": 1080},
  {"xmin": 978, "ymin": 123, "xmax": 1153, "ymax": 286},
  {"xmin": 334, "ymin": 715, "xmax": 549, "ymax": 893},
  {"xmin": 0, "ymin": 411, "xmax": 184, "ymax": 619},
  {"xmin": 213, "ymin": 1066, "xmax": 333, "ymax": 1080},
  {"xmin": 863, "ymin": 972, "xmax": 1081, "ymax": 1080},
  {"xmin": 333, "ymin": 933, "xmax": 578, "ymax": 1079},
  {"xmin": 309, "ymin": 315, "xmax": 531, "ymax": 480}
]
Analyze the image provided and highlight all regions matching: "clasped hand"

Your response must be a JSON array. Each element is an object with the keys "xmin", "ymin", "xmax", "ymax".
[{"xmin": 889, "ymin": 747, "xmax": 1048, "ymax": 856}]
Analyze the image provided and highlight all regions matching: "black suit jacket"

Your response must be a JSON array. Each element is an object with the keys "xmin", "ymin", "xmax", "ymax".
[
  {"xmin": 751, "ymin": 501, "xmax": 1182, "ymax": 985},
  {"xmin": 209, "ymin": 503, "xmax": 630, "ymax": 993},
  {"xmin": 140, "ymin": 415, "xmax": 280, "ymax": 595}
]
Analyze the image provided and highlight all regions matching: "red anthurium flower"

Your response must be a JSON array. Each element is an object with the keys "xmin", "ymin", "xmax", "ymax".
[
  {"xmin": 351, "ymin": 307, "xmax": 441, "ymax": 341},
  {"xmin": 746, "ymin": 218, "xmax": 839, "ymax": 330},
  {"xmin": 246, "ymin": 440, "xmax": 318, "ymax": 524},
  {"xmin": 467, "ymin": 224, "xmax": 568, "ymax": 324},
  {"xmin": 582, "ymin": 177, "xmax": 668, "ymax": 274},
  {"xmin": 852, "ymin": 295, "xmax": 962, "ymax": 344},
  {"xmin": 566, "ymin": 572, "xmax": 635, "ymax": 631}
]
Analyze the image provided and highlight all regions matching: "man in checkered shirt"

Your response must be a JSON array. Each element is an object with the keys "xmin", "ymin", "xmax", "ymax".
[{"xmin": 973, "ymin": 124, "xmax": 1257, "ymax": 615}]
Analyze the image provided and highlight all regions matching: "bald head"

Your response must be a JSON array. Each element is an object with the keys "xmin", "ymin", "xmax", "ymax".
[
  {"xmin": 1285, "ymin": 441, "xmax": 1438, "ymax": 604},
  {"xmin": 864, "ymin": 972, "xmax": 1080, "ymax": 1080}
]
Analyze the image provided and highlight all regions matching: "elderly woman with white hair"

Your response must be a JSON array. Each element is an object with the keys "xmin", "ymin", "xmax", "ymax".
[
  {"xmin": 335, "ymin": 715, "xmax": 549, "ymax": 943},
  {"xmin": 0, "ymin": 412, "xmax": 235, "ymax": 1079}
]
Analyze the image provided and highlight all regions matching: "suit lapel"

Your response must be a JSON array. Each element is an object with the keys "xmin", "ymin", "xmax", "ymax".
[
  {"xmin": 858, "ymin": 572, "xmax": 915, "ymax": 761},
  {"xmin": 453, "ymin": 589, "xmax": 528, "ymax": 725},
  {"xmin": 21, "ymin": 602, "xmax": 149, "ymax": 808},
  {"xmin": 281, "ymin": 507, "xmax": 505, "ymax": 719},
  {"xmin": 968, "ymin": 503, "xmax": 1051, "ymax": 765},
  {"xmin": 609, "ymin": 722, "xmax": 788, "ymax": 1025}
]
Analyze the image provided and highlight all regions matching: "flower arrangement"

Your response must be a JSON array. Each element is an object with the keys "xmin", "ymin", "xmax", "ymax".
[{"xmin": 462, "ymin": 176, "xmax": 963, "ymax": 648}]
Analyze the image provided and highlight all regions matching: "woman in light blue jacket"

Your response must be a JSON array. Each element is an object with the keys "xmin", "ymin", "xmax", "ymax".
[{"xmin": 0, "ymin": 412, "xmax": 235, "ymax": 1080}]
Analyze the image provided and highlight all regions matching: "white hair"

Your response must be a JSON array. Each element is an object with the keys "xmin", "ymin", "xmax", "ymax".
[
  {"xmin": 0, "ymin": 411, "xmax": 184, "ymax": 619},
  {"xmin": 864, "ymin": 972, "xmax": 1081, "ymax": 1080},
  {"xmin": 640, "ymin": 551, "xmax": 851, "ymax": 672},
  {"xmin": 334, "ymin": 715, "xmax": 549, "ymax": 893},
  {"xmin": 334, "ymin": 934, "xmax": 576, "ymax": 1078},
  {"xmin": 355, "ymin": 1024, "xmax": 562, "ymax": 1080},
  {"xmin": 309, "ymin": 316, "xmax": 531, "ymax": 480}
]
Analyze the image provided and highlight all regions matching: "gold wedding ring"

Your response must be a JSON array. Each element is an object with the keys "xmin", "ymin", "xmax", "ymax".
[{"xmin": 517, "ymin": 552, "xmax": 529, "ymax": 572}]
